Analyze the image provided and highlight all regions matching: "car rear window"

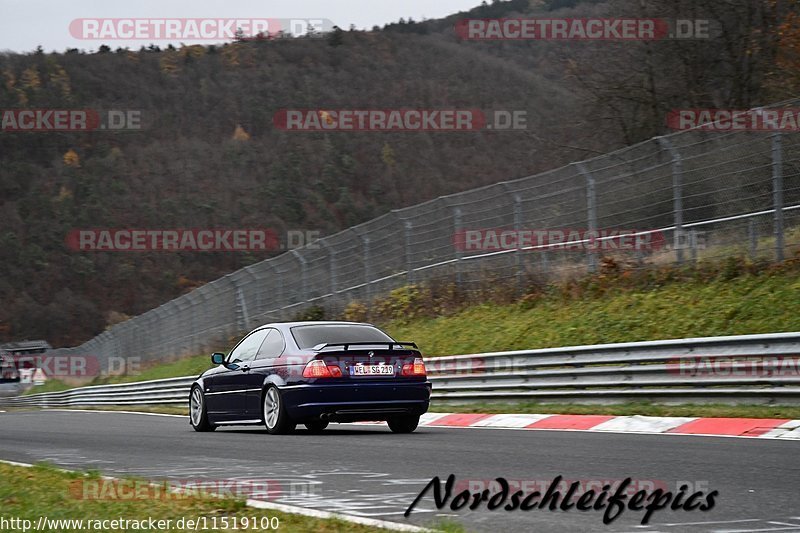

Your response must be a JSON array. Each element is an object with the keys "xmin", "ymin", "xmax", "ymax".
[{"xmin": 291, "ymin": 324, "xmax": 394, "ymax": 350}]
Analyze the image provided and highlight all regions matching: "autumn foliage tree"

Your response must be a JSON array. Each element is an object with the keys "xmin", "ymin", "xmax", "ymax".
[{"xmin": 0, "ymin": 0, "xmax": 798, "ymax": 346}]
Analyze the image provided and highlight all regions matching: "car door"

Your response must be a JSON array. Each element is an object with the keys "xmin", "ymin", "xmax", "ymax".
[
  {"xmin": 245, "ymin": 329, "xmax": 286, "ymax": 416},
  {"xmin": 205, "ymin": 328, "xmax": 270, "ymax": 421}
]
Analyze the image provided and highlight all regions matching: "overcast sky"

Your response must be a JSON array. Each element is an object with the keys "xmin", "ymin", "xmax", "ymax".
[{"xmin": 0, "ymin": 0, "xmax": 482, "ymax": 53}]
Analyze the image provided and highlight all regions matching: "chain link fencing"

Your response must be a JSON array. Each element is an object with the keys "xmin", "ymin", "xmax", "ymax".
[{"xmin": 50, "ymin": 101, "xmax": 800, "ymax": 370}]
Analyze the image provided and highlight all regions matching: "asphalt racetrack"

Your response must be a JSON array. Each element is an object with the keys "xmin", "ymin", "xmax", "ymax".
[{"xmin": 0, "ymin": 410, "xmax": 797, "ymax": 532}]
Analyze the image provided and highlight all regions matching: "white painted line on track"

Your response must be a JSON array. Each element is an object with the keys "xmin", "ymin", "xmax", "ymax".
[
  {"xmin": 0, "ymin": 458, "xmax": 36, "ymax": 468},
  {"xmin": 713, "ymin": 526, "xmax": 800, "ymax": 533},
  {"xmin": 246, "ymin": 499, "xmax": 432, "ymax": 532},
  {"xmin": 45, "ymin": 408, "xmax": 185, "ymax": 418},
  {"xmin": 659, "ymin": 519, "xmax": 763, "ymax": 526}
]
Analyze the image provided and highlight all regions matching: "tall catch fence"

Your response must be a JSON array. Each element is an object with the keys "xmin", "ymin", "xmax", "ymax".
[{"xmin": 50, "ymin": 101, "xmax": 800, "ymax": 369}]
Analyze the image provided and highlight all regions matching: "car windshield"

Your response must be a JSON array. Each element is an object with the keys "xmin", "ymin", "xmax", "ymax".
[{"xmin": 291, "ymin": 324, "xmax": 394, "ymax": 350}]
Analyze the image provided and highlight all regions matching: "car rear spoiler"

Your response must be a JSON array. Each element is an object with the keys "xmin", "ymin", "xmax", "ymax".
[{"xmin": 312, "ymin": 341, "xmax": 419, "ymax": 352}]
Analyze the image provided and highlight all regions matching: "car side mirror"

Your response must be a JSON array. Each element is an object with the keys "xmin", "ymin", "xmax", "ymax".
[{"xmin": 211, "ymin": 352, "xmax": 225, "ymax": 365}]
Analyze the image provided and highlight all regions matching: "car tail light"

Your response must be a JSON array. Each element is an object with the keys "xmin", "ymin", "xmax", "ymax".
[
  {"xmin": 401, "ymin": 357, "xmax": 427, "ymax": 377},
  {"xmin": 302, "ymin": 359, "xmax": 343, "ymax": 378}
]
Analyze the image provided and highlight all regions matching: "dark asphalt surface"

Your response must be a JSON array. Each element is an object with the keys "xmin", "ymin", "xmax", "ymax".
[{"xmin": 0, "ymin": 410, "xmax": 798, "ymax": 532}]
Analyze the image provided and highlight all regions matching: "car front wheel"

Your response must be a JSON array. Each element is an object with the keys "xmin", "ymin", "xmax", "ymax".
[
  {"xmin": 189, "ymin": 386, "xmax": 216, "ymax": 432},
  {"xmin": 387, "ymin": 415, "xmax": 420, "ymax": 433},
  {"xmin": 263, "ymin": 386, "xmax": 295, "ymax": 435}
]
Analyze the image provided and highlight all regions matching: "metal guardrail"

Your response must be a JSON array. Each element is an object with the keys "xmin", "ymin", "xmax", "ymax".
[{"xmin": 3, "ymin": 332, "xmax": 800, "ymax": 409}]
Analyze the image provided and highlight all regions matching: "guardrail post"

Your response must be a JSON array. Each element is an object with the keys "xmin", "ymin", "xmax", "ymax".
[
  {"xmin": 453, "ymin": 207, "xmax": 464, "ymax": 286},
  {"xmin": 772, "ymin": 132, "xmax": 784, "ymax": 262},
  {"xmin": 404, "ymin": 221, "xmax": 414, "ymax": 285},
  {"xmin": 658, "ymin": 137, "xmax": 684, "ymax": 265},
  {"xmin": 577, "ymin": 163, "xmax": 598, "ymax": 274},
  {"xmin": 748, "ymin": 219, "xmax": 757, "ymax": 259}
]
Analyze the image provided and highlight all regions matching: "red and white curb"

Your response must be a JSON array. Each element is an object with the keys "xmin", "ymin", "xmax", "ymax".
[
  {"xmin": 407, "ymin": 413, "xmax": 800, "ymax": 440},
  {"xmin": 24, "ymin": 408, "xmax": 800, "ymax": 440}
]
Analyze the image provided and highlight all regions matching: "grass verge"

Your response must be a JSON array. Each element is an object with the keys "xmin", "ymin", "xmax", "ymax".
[
  {"xmin": 0, "ymin": 462, "xmax": 402, "ymax": 533},
  {"xmin": 386, "ymin": 266, "xmax": 800, "ymax": 356}
]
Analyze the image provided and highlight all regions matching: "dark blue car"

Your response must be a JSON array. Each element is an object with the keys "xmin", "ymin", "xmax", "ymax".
[{"xmin": 189, "ymin": 321, "xmax": 431, "ymax": 434}]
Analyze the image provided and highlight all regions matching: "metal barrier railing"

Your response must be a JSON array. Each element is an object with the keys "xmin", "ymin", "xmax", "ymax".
[{"xmin": 3, "ymin": 332, "xmax": 800, "ymax": 408}]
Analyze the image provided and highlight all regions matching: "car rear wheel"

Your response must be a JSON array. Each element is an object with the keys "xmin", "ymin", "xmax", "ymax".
[
  {"xmin": 263, "ymin": 386, "xmax": 295, "ymax": 435},
  {"xmin": 304, "ymin": 420, "xmax": 329, "ymax": 433},
  {"xmin": 387, "ymin": 415, "xmax": 419, "ymax": 433},
  {"xmin": 189, "ymin": 386, "xmax": 216, "ymax": 432}
]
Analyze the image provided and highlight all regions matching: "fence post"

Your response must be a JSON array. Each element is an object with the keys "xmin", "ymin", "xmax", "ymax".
[
  {"xmin": 576, "ymin": 163, "xmax": 598, "ymax": 274},
  {"xmin": 186, "ymin": 293, "xmax": 200, "ymax": 353},
  {"xmin": 772, "ymin": 132, "xmax": 784, "ymax": 262},
  {"xmin": 242, "ymin": 265, "xmax": 261, "ymax": 316},
  {"xmin": 265, "ymin": 262, "xmax": 283, "ymax": 315},
  {"xmin": 362, "ymin": 235, "xmax": 371, "ymax": 301},
  {"xmin": 404, "ymin": 221, "xmax": 414, "ymax": 285},
  {"xmin": 748, "ymin": 219, "xmax": 757, "ymax": 259},
  {"xmin": 513, "ymin": 193, "xmax": 524, "ymax": 289},
  {"xmin": 657, "ymin": 137, "xmax": 684, "ymax": 265},
  {"xmin": 318, "ymin": 241, "xmax": 337, "ymax": 296},
  {"xmin": 234, "ymin": 286, "xmax": 249, "ymax": 332},
  {"xmin": 453, "ymin": 207, "xmax": 463, "ymax": 286},
  {"xmin": 290, "ymin": 250, "xmax": 308, "ymax": 303}
]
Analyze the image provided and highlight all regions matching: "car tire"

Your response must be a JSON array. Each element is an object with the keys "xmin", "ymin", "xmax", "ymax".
[
  {"xmin": 387, "ymin": 415, "xmax": 419, "ymax": 434},
  {"xmin": 304, "ymin": 420, "xmax": 329, "ymax": 433},
  {"xmin": 263, "ymin": 386, "xmax": 295, "ymax": 435},
  {"xmin": 189, "ymin": 386, "xmax": 216, "ymax": 432}
]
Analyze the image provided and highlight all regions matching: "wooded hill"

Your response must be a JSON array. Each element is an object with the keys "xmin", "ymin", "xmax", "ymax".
[{"xmin": 1, "ymin": 0, "xmax": 797, "ymax": 346}]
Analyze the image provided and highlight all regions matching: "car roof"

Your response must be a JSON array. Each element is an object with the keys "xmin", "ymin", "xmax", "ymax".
[
  {"xmin": 255, "ymin": 321, "xmax": 376, "ymax": 330},
  {"xmin": 236, "ymin": 321, "xmax": 395, "ymax": 352}
]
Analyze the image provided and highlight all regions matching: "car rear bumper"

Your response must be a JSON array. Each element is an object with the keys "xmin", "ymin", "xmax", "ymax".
[{"xmin": 280, "ymin": 381, "xmax": 431, "ymax": 422}]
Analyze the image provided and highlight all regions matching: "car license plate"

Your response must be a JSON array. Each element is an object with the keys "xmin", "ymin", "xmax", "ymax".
[{"xmin": 350, "ymin": 364, "xmax": 394, "ymax": 376}]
